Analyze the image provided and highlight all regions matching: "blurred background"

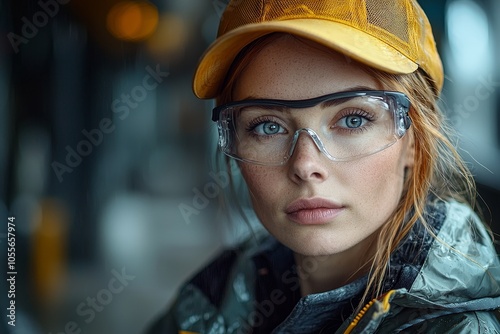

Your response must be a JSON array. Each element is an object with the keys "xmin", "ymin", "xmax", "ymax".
[{"xmin": 0, "ymin": 0, "xmax": 498, "ymax": 333}]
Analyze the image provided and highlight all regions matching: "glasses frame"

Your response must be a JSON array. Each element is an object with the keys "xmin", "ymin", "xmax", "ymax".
[{"xmin": 212, "ymin": 90, "xmax": 412, "ymax": 165}]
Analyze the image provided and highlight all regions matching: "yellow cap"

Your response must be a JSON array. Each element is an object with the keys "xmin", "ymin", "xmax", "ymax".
[{"xmin": 193, "ymin": 0, "xmax": 444, "ymax": 98}]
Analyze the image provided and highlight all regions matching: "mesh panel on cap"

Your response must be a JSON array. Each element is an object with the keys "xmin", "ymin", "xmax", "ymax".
[
  {"xmin": 219, "ymin": 1, "xmax": 357, "ymax": 36},
  {"xmin": 365, "ymin": 0, "xmax": 409, "ymax": 42},
  {"xmin": 220, "ymin": 0, "xmax": 417, "ymax": 61}
]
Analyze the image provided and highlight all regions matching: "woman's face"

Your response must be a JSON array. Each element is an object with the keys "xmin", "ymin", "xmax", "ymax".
[{"xmin": 233, "ymin": 36, "xmax": 414, "ymax": 257}]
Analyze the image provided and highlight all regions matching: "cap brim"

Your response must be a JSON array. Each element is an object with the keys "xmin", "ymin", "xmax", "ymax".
[{"xmin": 193, "ymin": 19, "xmax": 418, "ymax": 99}]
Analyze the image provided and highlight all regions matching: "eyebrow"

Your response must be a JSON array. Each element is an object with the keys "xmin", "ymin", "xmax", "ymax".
[{"xmin": 239, "ymin": 85, "xmax": 376, "ymax": 111}]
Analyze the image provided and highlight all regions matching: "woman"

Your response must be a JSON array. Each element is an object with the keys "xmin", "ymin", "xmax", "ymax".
[{"xmin": 149, "ymin": 0, "xmax": 500, "ymax": 333}]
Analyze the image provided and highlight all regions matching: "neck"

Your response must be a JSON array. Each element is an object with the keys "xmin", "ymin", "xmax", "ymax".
[{"xmin": 294, "ymin": 236, "xmax": 377, "ymax": 296}]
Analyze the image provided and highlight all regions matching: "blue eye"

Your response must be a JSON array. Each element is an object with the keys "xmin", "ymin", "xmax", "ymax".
[
  {"xmin": 339, "ymin": 115, "xmax": 368, "ymax": 129},
  {"xmin": 254, "ymin": 122, "xmax": 285, "ymax": 135}
]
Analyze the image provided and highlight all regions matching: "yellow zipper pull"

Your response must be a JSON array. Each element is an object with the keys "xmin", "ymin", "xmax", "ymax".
[{"xmin": 343, "ymin": 290, "xmax": 396, "ymax": 334}]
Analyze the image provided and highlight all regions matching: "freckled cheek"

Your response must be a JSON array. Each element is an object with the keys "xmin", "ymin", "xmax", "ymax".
[
  {"xmin": 240, "ymin": 166, "xmax": 285, "ymax": 217},
  {"xmin": 339, "ymin": 153, "xmax": 405, "ymax": 208}
]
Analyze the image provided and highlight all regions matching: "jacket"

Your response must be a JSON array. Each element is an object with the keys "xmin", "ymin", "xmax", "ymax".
[{"xmin": 147, "ymin": 199, "xmax": 500, "ymax": 333}]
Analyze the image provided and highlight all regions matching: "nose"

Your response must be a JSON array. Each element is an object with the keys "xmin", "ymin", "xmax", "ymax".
[{"xmin": 287, "ymin": 129, "xmax": 330, "ymax": 183}]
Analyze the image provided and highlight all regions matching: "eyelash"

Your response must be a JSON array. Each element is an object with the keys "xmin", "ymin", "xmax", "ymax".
[
  {"xmin": 243, "ymin": 109, "xmax": 376, "ymax": 135},
  {"xmin": 245, "ymin": 116, "xmax": 285, "ymax": 135},
  {"xmin": 335, "ymin": 108, "xmax": 376, "ymax": 133}
]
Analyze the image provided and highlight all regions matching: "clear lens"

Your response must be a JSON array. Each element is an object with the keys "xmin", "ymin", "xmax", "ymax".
[{"xmin": 215, "ymin": 91, "xmax": 410, "ymax": 165}]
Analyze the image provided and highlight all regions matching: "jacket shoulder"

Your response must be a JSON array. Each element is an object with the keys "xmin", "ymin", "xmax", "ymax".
[
  {"xmin": 410, "ymin": 200, "xmax": 500, "ymax": 301},
  {"xmin": 398, "ymin": 311, "xmax": 500, "ymax": 333},
  {"xmin": 145, "ymin": 235, "xmax": 267, "ymax": 334},
  {"xmin": 189, "ymin": 248, "xmax": 239, "ymax": 307}
]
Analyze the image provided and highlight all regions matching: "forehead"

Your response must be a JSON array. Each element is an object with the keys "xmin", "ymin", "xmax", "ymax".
[{"xmin": 233, "ymin": 36, "xmax": 381, "ymax": 101}]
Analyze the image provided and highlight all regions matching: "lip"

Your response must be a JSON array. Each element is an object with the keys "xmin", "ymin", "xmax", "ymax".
[{"xmin": 285, "ymin": 198, "xmax": 345, "ymax": 225}]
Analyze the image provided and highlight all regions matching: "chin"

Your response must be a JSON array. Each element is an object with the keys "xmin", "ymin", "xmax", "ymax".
[{"xmin": 280, "ymin": 233, "xmax": 353, "ymax": 257}]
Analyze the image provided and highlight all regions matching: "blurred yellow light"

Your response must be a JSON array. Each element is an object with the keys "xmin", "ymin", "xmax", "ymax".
[
  {"xmin": 107, "ymin": 1, "xmax": 159, "ymax": 41},
  {"xmin": 147, "ymin": 13, "xmax": 188, "ymax": 60}
]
